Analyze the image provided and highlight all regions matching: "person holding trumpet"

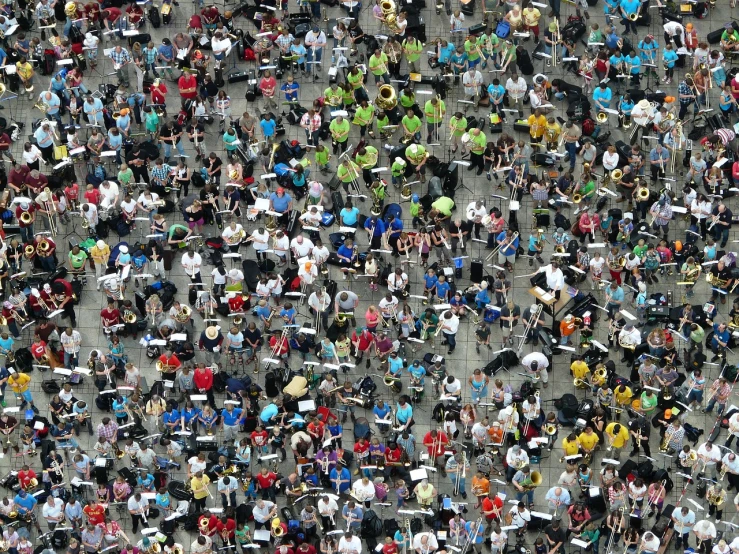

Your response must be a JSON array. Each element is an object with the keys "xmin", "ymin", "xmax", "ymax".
[{"xmin": 603, "ymin": 422, "xmax": 629, "ymax": 460}]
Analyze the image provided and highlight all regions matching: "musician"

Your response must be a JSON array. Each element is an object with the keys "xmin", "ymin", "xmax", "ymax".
[
  {"xmin": 720, "ymin": 23, "xmax": 739, "ymax": 52},
  {"xmin": 508, "ymin": 502, "xmax": 531, "ymax": 538}
]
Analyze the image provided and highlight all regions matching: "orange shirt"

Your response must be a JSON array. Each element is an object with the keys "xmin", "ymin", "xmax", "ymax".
[
  {"xmin": 560, "ymin": 320, "xmax": 576, "ymax": 337},
  {"xmin": 488, "ymin": 427, "xmax": 504, "ymax": 445},
  {"xmin": 471, "ymin": 476, "xmax": 490, "ymax": 496}
]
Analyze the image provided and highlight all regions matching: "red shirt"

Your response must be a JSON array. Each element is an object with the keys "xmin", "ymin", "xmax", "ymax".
[
  {"xmin": 352, "ymin": 329, "xmax": 374, "ymax": 352},
  {"xmin": 151, "ymin": 83, "xmax": 167, "ymax": 105},
  {"xmin": 64, "ymin": 183, "xmax": 79, "ymax": 203},
  {"xmin": 250, "ymin": 430, "xmax": 268, "ymax": 446},
  {"xmin": 307, "ymin": 420, "xmax": 324, "ymax": 439},
  {"xmin": 1, "ymin": 308, "xmax": 15, "ymax": 324},
  {"xmin": 269, "ymin": 335, "xmax": 288, "ymax": 356},
  {"xmin": 481, "ymin": 496, "xmax": 504, "ymax": 520},
  {"xmin": 53, "ymin": 278, "xmax": 71, "ymax": 298},
  {"xmin": 216, "ymin": 518, "xmax": 236, "ymax": 538},
  {"xmin": 259, "ymin": 76, "xmax": 277, "ymax": 97},
  {"xmin": 83, "ymin": 504, "xmax": 106, "ymax": 525},
  {"xmin": 8, "ymin": 165, "xmax": 29, "ymax": 188},
  {"xmin": 103, "ymin": 7, "xmax": 121, "ymax": 20},
  {"xmin": 422, "ymin": 431, "xmax": 448, "ymax": 457},
  {"xmin": 198, "ymin": 514, "xmax": 218, "ymax": 536},
  {"xmin": 84, "ymin": 188, "xmax": 101, "ymax": 206},
  {"xmin": 188, "ymin": 14, "xmax": 202, "ymax": 29},
  {"xmin": 30, "ymin": 341, "xmax": 47, "ymax": 360},
  {"xmin": 201, "ymin": 6, "xmax": 218, "ymax": 22},
  {"xmin": 255, "ymin": 471, "xmax": 277, "ymax": 489},
  {"xmin": 15, "ymin": 205, "xmax": 35, "ymax": 228},
  {"xmin": 385, "ymin": 447, "xmax": 402, "ymax": 464},
  {"xmin": 382, "ymin": 544, "xmax": 398, "ymax": 554},
  {"xmin": 297, "ymin": 546, "xmax": 316, "ymax": 554},
  {"xmin": 17, "ymin": 469, "xmax": 36, "ymax": 489},
  {"xmin": 101, "ymin": 307, "xmax": 120, "ymax": 327},
  {"xmin": 227, "ymin": 295, "xmax": 245, "ymax": 313},
  {"xmin": 158, "ymin": 354, "xmax": 181, "ymax": 372},
  {"xmin": 193, "ymin": 367, "xmax": 213, "ymax": 390},
  {"xmin": 353, "ymin": 440, "xmax": 369, "ymax": 460},
  {"xmin": 178, "ymin": 74, "xmax": 198, "ymax": 99}
]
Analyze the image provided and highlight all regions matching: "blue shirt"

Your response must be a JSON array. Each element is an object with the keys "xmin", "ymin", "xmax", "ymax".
[
  {"xmin": 373, "ymin": 404, "xmax": 391, "ymax": 420},
  {"xmin": 42, "ymin": 93, "xmax": 61, "ymax": 115},
  {"xmin": 625, "ymin": 55, "xmax": 641, "ymax": 75},
  {"xmin": 409, "ymin": 364, "xmax": 426, "ymax": 381},
  {"xmin": 50, "ymin": 77, "xmax": 65, "ymax": 93},
  {"xmin": 496, "ymin": 231, "xmax": 519, "ymax": 255},
  {"xmin": 436, "ymin": 281, "xmax": 450, "ymax": 300},
  {"xmin": 388, "ymin": 356, "xmax": 403, "ymax": 374},
  {"xmin": 157, "ymin": 43, "xmax": 174, "ymax": 61},
  {"xmin": 337, "ymin": 244, "xmax": 354, "ymax": 261},
  {"xmin": 280, "ymin": 81, "xmax": 299, "ymax": 102},
  {"xmin": 33, "ymin": 126, "xmax": 54, "ymax": 148},
  {"xmin": 620, "ymin": 97, "xmax": 634, "ymax": 114},
  {"xmin": 619, "ymin": 0, "xmax": 640, "ymax": 14},
  {"xmin": 604, "ymin": 0, "xmax": 619, "ymax": 13},
  {"xmin": 162, "ymin": 409, "xmax": 180, "ymax": 428},
  {"xmin": 221, "ymin": 407, "xmax": 243, "ymax": 426},
  {"xmin": 107, "ymin": 131, "xmax": 122, "ymax": 151},
  {"xmin": 424, "ymin": 274, "xmax": 438, "ymax": 289},
  {"xmin": 388, "ymin": 218, "xmax": 403, "ymax": 236},
  {"xmin": 290, "ymin": 44, "xmax": 307, "ymax": 64},
  {"xmin": 330, "ymin": 467, "xmax": 351, "ymax": 493},
  {"xmin": 117, "ymin": 114, "xmax": 131, "ymax": 132},
  {"xmin": 260, "ymin": 403, "xmax": 279, "ymax": 424},
  {"xmin": 340, "ymin": 206, "xmax": 360, "ymax": 225},
  {"xmin": 608, "ymin": 286, "xmax": 625, "ymax": 303},
  {"xmin": 438, "ymin": 43, "xmax": 455, "ymax": 64},
  {"xmin": 605, "ymin": 32, "xmax": 621, "ymax": 50},
  {"xmin": 487, "ymin": 83, "xmax": 505, "ymax": 101},
  {"xmin": 638, "ymin": 39, "xmax": 659, "ymax": 62},
  {"xmin": 364, "ymin": 218, "xmax": 386, "ymax": 235},
  {"xmin": 663, "ymin": 49, "xmax": 678, "ymax": 68},
  {"xmin": 396, "ymin": 402, "xmax": 413, "ymax": 423},
  {"xmin": 713, "ymin": 324, "xmax": 730, "ymax": 348},
  {"xmin": 269, "ymin": 192, "xmax": 292, "ymax": 212},
  {"xmin": 14, "ymin": 493, "xmax": 36, "ymax": 513},
  {"xmin": 260, "ymin": 119, "xmax": 276, "ymax": 137},
  {"xmin": 112, "ymin": 398, "xmax": 127, "ymax": 417},
  {"xmin": 593, "ymin": 86, "xmax": 613, "ymax": 108}
]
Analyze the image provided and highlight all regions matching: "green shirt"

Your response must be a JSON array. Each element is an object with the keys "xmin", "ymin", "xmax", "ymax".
[
  {"xmin": 502, "ymin": 43, "xmax": 517, "ymax": 62},
  {"xmin": 368, "ymin": 52, "xmax": 388, "ymax": 75},
  {"xmin": 338, "ymin": 162, "xmax": 360, "ymax": 183},
  {"xmin": 235, "ymin": 527, "xmax": 250, "ymax": 545},
  {"xmin": 424, "ymin": 99, "xmax": 445, "ymax": 123},
  {"xmin": 450, "ymin": 116, "xmax": 467, "ymax": 137},
  {"xmin": 400, "ymin": 92, "xmax": 415, "ymax": 109},
  {"xmin": 168, "ymin": 224, "xmax": 190, "ymax": 240},
  {"xmin": 347, "ymin": 70, "xmax": 364, "ymax": 90},
  {"xmin": 410, "ymin": 201, "xmax": 420, "ymax": 217},
  {"xmin": 581, "ymin": 180, "xmax": 596, "ymax": 197},
  {"xmin": 315, "ymin": 149, "xmax": 329, "ymax": 166},
  {"xmin": 405, "ymin": 144, "xmax": 427, "ymax": 166},
  {"xmin": 470, "ymin": 130, "xmax": 487, "ymax": 154},
  {"xmin": 223, "ymin": 132, "xmax": 238, "ymax": 152},
  {"xmin": 464, "ymin": 39, "xmax": 480, "ymax": 62},
  {"xmin": 68, "ymin": 250, "xmax": 87, "ymax": 269},
  {"xmin": 329, "ymin": 119, "xmax": 350, "ymax": 143},
  {"xmin": 633, "ymin": 244, "xmax": 647, "ymax": 258},
  {"xmin": 391, "ymin": 161, "xmax": 406, "ymax": 177},
  {"xmin": 342, "ymin": 87, "xmax": 355, "ymax": 106},
  {"xmin": 324, "ymin": 86, "xmax": 343, "ymax": 107},
  {"xmin": 118, "ymin": 168, "xmax": 133, "ymax": 186},
  {"xmin": 690, "ymin": 325, "xmax": 705, "ymax": 344},
  {"xmin": 354, "ymin": 104, "xmax": 375, "ymax": 126},
  {"xmin": 376, "ymin": 115, "xmax": 389, "ymax": 131},
  {"xmin": 640, "ymin": 391, "xmax": 658, "ymax": 412},
  {"xmin": 431, "ymin": 196, "xmax": 454, "ymax": 216},
  {"xmin": 402, "ymin": 115, "xmax": 422, "ymax": 134},
  {"xmin": 355, "ymin": 146, "xmax": 378, "ymax": 169},
  {"xmin": 403, "ymin": 39, "xmax": 422, "ymax": 62}
]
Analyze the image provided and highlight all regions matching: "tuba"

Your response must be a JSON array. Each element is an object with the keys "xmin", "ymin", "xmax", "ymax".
[
  {"xmin": 375, "ymin": 84, "xmax": 397, "ymax": 111},
  {"xmin": 23, "ymin": 244, "xmax": 35, "ymax": 259},
  {"xmin": 596, "ymin": 112, "xmax": 608, "ymax": 123},
  {"xmin": 521, "ymin": 471, "xmax": 542, "ymax": 491},
  {"xmin": 555, "ymin": 244, "xmax": 566, "ymax": 254},
  {"xmin": 572, "ymin": 193, "xmax": 583, "ymax": 204},
  {"xmin": 174, "ymin": 306, "xmax": 192, "ymax": 323}
]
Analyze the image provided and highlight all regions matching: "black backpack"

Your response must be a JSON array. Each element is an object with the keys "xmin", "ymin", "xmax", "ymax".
[
  {"xmin": 264, "ymin": 372, "xmax": 280, "ymax": 397},
  {"xmin": 148, "ymin": 6, "xmax": 161, "ymax": 27},
  {"xmin": 556, "ymin": 393, "xmax": 579, "ymax": 419},
  {"xmin": 361, "ymin": 510, "xmax": 384, "ymax": 538}
]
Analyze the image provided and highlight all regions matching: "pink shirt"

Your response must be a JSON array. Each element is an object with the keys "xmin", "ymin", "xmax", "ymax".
[{"xmin": 259, "ymin": 76, "xmax": 277, "ymax": 98}]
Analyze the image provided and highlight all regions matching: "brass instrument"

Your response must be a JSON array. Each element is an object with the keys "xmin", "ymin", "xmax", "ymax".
[
  {"xmin": 544, "ymin": 424, "xmax": 558, "ymax": 435},
  {"xmin": 123, "ymin": 311, "xmax": 137, "ymax": 324},
  {"xmin": 637, "ymin": 187, "xmax": 650, "ymax": 201},
  {"xmin": 573, "ymin": 377, "xmax": 589, "ymax": 389},
  {"xmin": 572, "ymin": 193, "xmax": 583, "ymax": 204},
  {"xmin": 19, "ymin": 211, "xmax": 32, "ymax": 225},
  {"xmin": 618, "ymin": 335, "xmax": 637, "ymax": 351},
  {"xmin": 628, "ymin": 12, "xmax": 638, "ymax": 20},
  {"xmin": 271, "ymin": 517, "xmax": 284, "ymax": 537},
  {"xmin": 611, "ymin": 169, "xmax": 623, "ymax": 182},
  {"xmin": 375, "ymin": 84, "xmax": 397, "ymax": 111},
  {"xmin": 23, "ymin": 244, "xmax": 35, "ymax": 258},
  {"xmin": 381, "ymin": 0, "xmax": 401, "ymax": 34},
  {"xmin": 555, "ymin": 245, "xmax": 566, "ymax": 254},
  {"xmin": 520, "ymin": 470, "xmax": 542, "ymax": 491},
  {"xmin": 720, "ymin": 464, "xmax": 728, "ymax": 480},
  {"xmin": 707, "ymin": 486, "xmax": 726, "ymax": 506},
  {"xmin": 592, "ymin": 366, "xmax": 607, "ymax": 386},
  {"xmin": 265, "ymin": 213, "xmax": 278, "ymax": 233},
  {"xmin": 596, "ymin": 112, "xmax": 608, "ymax": 123},
  {"xmin": 174, "ymin": 306, "xmax": 192, "ymax": 323}
]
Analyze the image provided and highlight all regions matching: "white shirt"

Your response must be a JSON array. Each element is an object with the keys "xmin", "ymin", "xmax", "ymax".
[
  {"xmin": 691, "ymin": 199, "xmax": 712, "ymax": 220},
  {"xmin": 351, "ymin": 480, "xmax": 375, "ymax": 502},
  {"xmin": 312, "ymin": 245, "xmax": 329, "ymax": 264},
  {"xmin": 137, "ymin": 192, "xmax": 160, "ymax": 208},
  {"xmin": 388, "ymin": 272, "xmax": 408, "ymax": 293},
  {"xmin": 693, "ymin": 520, "xmax": 716, "ymax": 539},
  {"xmin": 100, "ymin": 182, "xmax": 120, "ymax": 207},
  {"xmin": 42, "ymin": 497, "xmax": 64, "ymax": 520},
  {"xmin": 440, "ymin": 312, "xmax": 460, "ymax": 334},
  {"xmin": 619, "ymin": 327, "xmax": 641, "ymax": 347},
  {"xmin": 83, "ymin": 203, "xmax": 98, "ymax": 224},
  {"xmin": 697, "ymin": 443, "xmax": 721, "ymax": 465},
  {"xmin": 444, "ymin": 378, "xmax": 462, "ymax": 396},
  {"xmin": 211, "ymin": 268, "xmax": 227, "ymax": 285},
  {"xmin": 298, "ymin": 262, "xmax": 318, "ymax": 285},
  {"xmin": 721, "ymin": 453, "xmax": 739, "ymax": 474},
  {"xmin": 211, "ymin": 36, "xmax": 231, "ymax": 55},
  {"xmin": 304, "ymin": 30, "xmax": 327, "ymax": 48},
  {"xmin": 412, "ymin": 534, "xmax": 439, "ymax": 552},
  {"xmin": 490, "ymin": 530, "xmax": 508, "ymax": 549},
  {"xmin": 120, "ymin": 198, "xmax": 136, "ymax": 215},
  {"xmin": 252, "ymin": 501, "xmax": 275, "ymax": 523},
  {"xmin": 590, "ymin": 256, "xmax": 606, "ymax": 273},
  {"xmin": 250, "ymin": 229, "xmax": 269, "ymax": 251},
  {"xmin": 308, "ymin": 291, "xmax": 330, "ymax": 313},
  {"xmin": 641, "ymin": 535, "xmax": 660, "ymax": 552},
  {"xmin": 378, "ymin": 296, "xmax": 399, "ymax": 315},
  {"xmin": 222, "ymin": 224, "xmax": 245, "ymax": 242},
  {"xmin": 466, "ymin": 202, "xmax": 486, "ymax": 222},
  {"xmin": 317, "ymin": 498, "xmax": 338, "ymax": 517},
  {"xmin": 187, "ymin": 456, "xmax": 207, "ymax": 473},
  {"xmin": 728, "ymin": 413, "xmax": 739, "ymax": 437},
  {"xmin": 181, "ymin": 252, "xmax": 202, "ymax": 275},
  {"xmin": 506, "ymin": 77, "xmax": 527, "ymax": 100},
  {"xmin": 338, "ymin": 536, "xmax": 362, "ymax": 554},
  {"xmin": 522, "ymin": 352, "xmax": 549, "ymax": 371},
  {"xmin": 663, "ymin": 21, "xmax": 685, "ymax": 45},
  {"xmin": 603, "ymin": 151, "xmax": 619, "ymax": 170},
  {"xmin": 542, "ymin": 264, "xmax": 565, "ymax": 291},
  {"xmin": 273, "ymin": 235, "xmax": 290, "ymax": 257},
  {"xmin": 463, "ymin": 70, "xmax": 483, "ymax": 96},
  {"xmin": 508, "ymin": 507, "xmax": 531, "ymax": 528},
  {"xmin": 291, "ymin": 237, "xmax": 314, "ymax": 258},
  {"xmin": 22, "ymin": 145, "xmax": 43, "ymax": 165}
]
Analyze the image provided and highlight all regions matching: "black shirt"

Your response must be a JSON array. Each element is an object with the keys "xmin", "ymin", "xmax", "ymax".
[
  {"xmin": 713, "ymin": 206, "xmax": 733, "ymax": 229},
  {"xmin": 448, "ymin": 220, "xmax": 470, "ymax": 237},
  {"xmin": 348, "ymin": 24, "xmax": 363, "ymax": 41},
  {"xmin": 206, "ymin": 156, "xmax": 222, "ymax": 176},
  {"xmin": 187, "ymin": 122, "xmax": 205, "ymax": 142},
  {"xmin": 710, "ymin": 265, "xmax": 731, "ymax": 283},
  {"xmin": 544, "ymin": 525, "xmax": 566, "ymax": 546},
  {"xmin": 244, "ymin": 327, "xmax": 262, "ymax": 347}
]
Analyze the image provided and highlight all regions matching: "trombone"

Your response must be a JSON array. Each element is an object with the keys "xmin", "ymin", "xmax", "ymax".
[
  {"xmin": 43, "ymin": 188, "xmax": 58, "ymax": 236},
  {"xmin": 485, "ymin": 231, "xmax": 519, "ymax": 261}
]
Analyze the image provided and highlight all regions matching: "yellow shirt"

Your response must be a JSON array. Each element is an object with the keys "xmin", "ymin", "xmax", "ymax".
[
  {"xmin": 8, "ymin": 373, "xmax": 30, "ymax": 393},
  {"xmin": 522, "ymin": 8, "xmax": 541, "ymax": 26},
  {"xmin": 191, "ymin": 475, "xmax": 211, "ymax": 499},
  {"xmin": 577, "ymin": 432, "xmax": 599, "ymax": 450},
  {"xmin": 527, "ymin": 114, "xmax": 547, "ymax": 138},
  {"xmin": 570, "ymin": 361, "xmax": 590, "ymax": 380},
  {"xmin": 90, "ymin": 244, "xmax": 111, "ymax": 264},
  {"xmin": 562, "ymin": 437, "xmax": 580, "ymax": 456},
  {"xmin": 605, "ymin": 422, "xmax": 630, "ymax": 448},
  {"xmin": 614, "ymin": 387, "xmax": 633, "ymax": 406}
]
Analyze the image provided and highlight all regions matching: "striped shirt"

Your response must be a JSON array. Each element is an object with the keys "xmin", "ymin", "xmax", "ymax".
[
  {"xmin": 151, "ymin": 164, "xmax": 172, "ymax": 183},
  {"xmin": 715, "ymin": 128, "xmax": 736, "ymax": 145},
  {"xmin": 109, "ymin": 48, "xmax": 131, "ymax": 66},
  {"xmin": 96, "ymin": 421, "xmax": 118, "ymax": 440}
]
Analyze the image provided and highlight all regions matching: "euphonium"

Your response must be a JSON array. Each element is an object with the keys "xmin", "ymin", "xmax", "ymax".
[
  {"xmin": 271, "ymin": 517, "xmax": 284, "ymax": 537},
  {"xmin": 175, "ymin": 306, "xmax": 192, "ymax": 323},
  {"xmin": 123, "ymin": 312, "xmax": 137, "ymax": 323},
  {"xmin": 521, "ymin": 471, "xmax": 542, "ymax": 491},
  {"xmin": 19, "ymin": 211, "xmax": 32, "ymax": 224},
  {"xmin": 592, "ymin": 366, "xmax": 607, "ymax": 385},
  {"xmin": 573, "ymin": 377, "xmax": 589, "ymax": 389},
  {"xmin": 37, "ymin": 239, "xmax": 50, "ymax": 253},
  {"xmin": 375, "ymin": 84, "xmax": 398, "ymax": 111},
  {"xmin": 23, "ymin": 244, "xmax": 35, "ymax": 258},
  {"xmin": 64, "ymin": 1, "xmax": 77, "ymax": 16},
  {"xmin": 637, "ymin": 187, "xmax": 650, "ymax": 201},
  {"xmin": 628, "ymin": 12, "xmax": 638, "ymax": 20},
  {"xmin": 265, "ymin": 214, "xmax": 278, "ymax": 232},
  {"xmin": 659, "ymin": 434, "xmax": 670, "ymax": 452},
  {"xmin": 544, "ymin": 424, "xmax": 558, "ymax": 435},
  {"xmin": 596, "ymin": 112, "xmax": 608, "ymax": 123},
  {"xmin": 610, "ymin": 169, "xmax": 623, "ymax": 181},
  {"xmin": 400, "ymin": 182, "xmax": 412, "ymax": 201},
  {"xmin": 572, "ymin": 193, "xmax": 583, "ymax": 204},
  {"xmin": 555, "ymin": 245, "xmax": 565, "ymax": 254},
  {"xmin": 199, "ymin": 517, "xmax": 211, "ymax": 534}
]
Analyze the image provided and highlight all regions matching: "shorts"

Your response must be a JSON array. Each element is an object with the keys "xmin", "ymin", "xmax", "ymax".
[
  {"xmin": 20, "ymin": 390, "xmax": 33, "ymax": 402},
  {"xmin": 188, "ymin": 218, "xmax": 205, "ymax": 229}
]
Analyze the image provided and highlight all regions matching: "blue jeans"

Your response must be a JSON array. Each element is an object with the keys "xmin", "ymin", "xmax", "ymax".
[
  {"xmin": 19, "ymin": 225, "xmax": 33, "ymax": 244},
  {"xmin": 64, "ymin": 351, "xmax": 79, "ymax": 369},
  {"xmin": 164, "ymin": 140, "xmax": 186, "ymax": 159},
  {"xmin": 565, "ymin": 141, "xmax": 577, "ymax": 170},
  {"xmin": 145, "ymin": 62, "xmax": 159, "ymax": 77},
  {"xmin": 310, "ymin": 1, "xmax": 320, "ymax": 17},
  {"xmin": 63, "ymin": 18, "xmax": 81, "ymax": 37},
  {"xmin": 449, "ymin": 474, "xmax": 467, "ymax": 496},
  {"xmin": 713, "ymin": 225, "xmax": 729, "ymax": 247},
  {"xmin": 443, "ymin": 332, "xmax": 456, "ymax": 351},
  {"xmin": 39, "ymin": 254, "xmax": 56, "ymax": 272},
  {"xmin": 516, "ymin": 489, "xmax": 534, "ymax": 505},
  {"xmin": 704, "ymin": 398, "xmax": 726, "ymax": 414},
  {"xmin": 307, "ymin": 46, "xmax": 323, "ymax": 66}
]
